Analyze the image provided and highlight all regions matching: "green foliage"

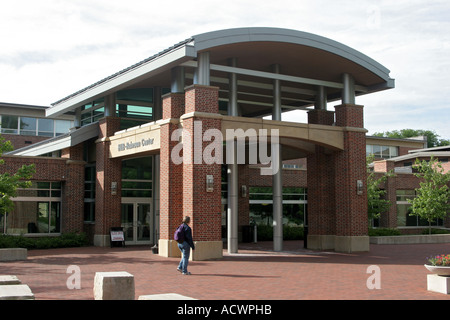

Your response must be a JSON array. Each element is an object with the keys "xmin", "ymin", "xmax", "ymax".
[
  {"xmin": 0, "ymin": 232, "xmax": 89, "ymax": 249},
  {"xmin": 255, "ymin": 224, "xmax": 304, "ymax": 241},
  {"xmin": 366, "ymin": 155, "xmax": 393, "ymax": 220},
  {"xmin": 368, "ymin": 228, "xmax": 401, "ymax": 236},
  {"xmin": 0, "ymin": 135, "xmax": 35, "ymax": 216},
  {"xmin": 421, "ymin": 228, "xmax": 450, "ymax": 235},
  {"xmin": 408, "ymin": 156, "xmax": 450, "ymax": 234},
  {"xmin": 372, "ymin": 129, "xmax": 450, "ymax": 148}
]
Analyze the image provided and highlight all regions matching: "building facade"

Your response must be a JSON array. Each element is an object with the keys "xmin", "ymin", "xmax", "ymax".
[{"xmin": 4, "ymin": 27, "xmax": 443, "ymax": 258}]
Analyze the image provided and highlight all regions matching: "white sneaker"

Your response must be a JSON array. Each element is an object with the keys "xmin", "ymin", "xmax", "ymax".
[{"xmin": 182, "ymin": 272, "xmax": 191, "ymax": 275}]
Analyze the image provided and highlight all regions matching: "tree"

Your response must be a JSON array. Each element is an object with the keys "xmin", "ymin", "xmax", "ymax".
[
  {"xmin": 373, "ymin": 129, "xmax": 450, "ymax": 148},
  {"xmin": 366, "ymin": 155, "xmax": 393, "ymax": 222},
  {"xmin": 407, "ymin": 156, "xmax": 450, "ymax": 234},
  {"xmin": 0, "ymin": 135, "xmax": 35, "ymax": 231}
]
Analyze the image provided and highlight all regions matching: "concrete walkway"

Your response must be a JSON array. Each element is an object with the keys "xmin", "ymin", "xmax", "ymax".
[{"xmin": 0, "ymin": 241, "xmax": 449, "ymax": 300}]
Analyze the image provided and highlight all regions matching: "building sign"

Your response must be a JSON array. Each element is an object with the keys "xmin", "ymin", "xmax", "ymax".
[
  {"xmin": 117, "ymin": 138, "xmax": 155, "ymax": 152},
  {"xmin": 109, "ymin": 124, "xmax": 160, "ymax": 158}
]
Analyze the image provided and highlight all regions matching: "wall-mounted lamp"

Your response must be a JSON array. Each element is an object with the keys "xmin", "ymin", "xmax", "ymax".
[
  {"xmin": 111, "ymin": 182, "xmax": 117, "ymax": 195},
  {"xmin": 206, "ymin": 175, "xmax": 214, "ymax": 192},
  {"xmin": 356, "ymin": 180, "xmax": 363, "ymax": 195},
  {"xmin": 241, "ymin": 185, "xmax": 247, "ymax": 198}
]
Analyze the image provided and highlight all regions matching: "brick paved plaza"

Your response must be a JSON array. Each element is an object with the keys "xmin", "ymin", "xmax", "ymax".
[{"xmin": 1, "ymin": 241, "xmax": 449, "ymax": 300}]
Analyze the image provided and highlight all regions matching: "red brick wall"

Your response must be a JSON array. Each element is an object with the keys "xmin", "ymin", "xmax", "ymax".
[
  {"xmin": 0, "ymin": 154, "xmax": 85, "ymax": 234},
  {"xmin": 95, "ymin": 117, "xmax": 122, "ymax": 236},
  {"xmin": 159, "ymin": 93, "xmax": 185, "ymax": 240},
  {"xmin": 183, "ymin": 85, "xmax": 222, "ymax": 241},
  {"xmin": 334, "ymin": 104, "xmax": 368, "ymax": 236},
  {"xmin": 2, "ymin": 134, "xmax": 49, "ymax": 150},
  {"xmin": 238, "ymin": 164, "xmax": 250, "ymax": 226}
]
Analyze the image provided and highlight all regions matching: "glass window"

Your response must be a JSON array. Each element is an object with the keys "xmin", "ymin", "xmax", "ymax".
[
  {"xmin": 38, "ymin": 118, "xmax": 54, "ymax": 136},
  {"xmin": 116, "ymin": 88, "xmax": 153, "ymax": 103},
  {"xmin": 396, "ymin": 190, "xmax": 415, "ymax": 202},
  {"xmin": 20, "ymin": 117, "xmax": 37, "ymax": 136},
  {"xmin": 92, "ymin": 107, "xmax": 105, "ymax": 122},
  {"xmin": 389, "ymin": 146, "xmax": 398, "ymax": 157},
  {"xmin": 1, "ymin": 115, "xmax": 19, "ymax": 134},
  {"xmin": 122, "ymin": 157, "xmax": 152, "ymax": 180},
  {"xmin": 381, "ymin": 146, "xmax": 390, "ymax": 158},
  {"xmin": 122, "ymin": 157, "xmax": 153, "ymax": 197},
  {"xmin": 7, "ymin": 181, "xmax": 62, "ymax": 234},
  {"xmin": 84, "ymin": 165, "xmax": 96, "ymax": 222},
  {"xmin": 80, "ymin": 99, "xmax": 105, "ymax": 126},
  {"xmin": 372, "ymin": 145, "xmax": 381, "ymax": 158},
  {"xmin": 366, "ymin": 145, "xmax": 373, "ymax": 156},
  {"xmin": 396, "ymin": 189, "xmax": 443, "ymax": 227},
  {"xmin": 81, "ymin": 112, "xmax": 92, "ymax": 126},
  {"xmin": 84, "ymin": 202, "xmax": 95, "ymax": 222},
  {"xmin": 248, "ymin": 187, "xmax": 308, "ymax": 227},
  {"xmin": 55, "ymin": 120, "xmax": 72, "ymax": 136}
]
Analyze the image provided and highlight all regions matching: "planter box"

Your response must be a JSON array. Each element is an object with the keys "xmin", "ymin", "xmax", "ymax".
[
  {"xmin": 427, "ymin": 274, "xmax": 450, "ymax": 294},
  {"xmin": 370, "ymin": 234, "xmax": 450, "ymax": 245}
]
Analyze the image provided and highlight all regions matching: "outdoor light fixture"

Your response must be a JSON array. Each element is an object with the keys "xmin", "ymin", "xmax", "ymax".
[
  {"xmin": 206, "ymin": 175, "xmax": 214, "ymax": 192},
  {"xmin": 111, "ymin": 182, "xmax": 117, "ymax": 195},
  {"xmin": 356, "ymin": 180, "xmax": 363, "ymax": 195},
  {"xmin": 241, "ymin": 185, "xmax": 247, "ymax": 198}
]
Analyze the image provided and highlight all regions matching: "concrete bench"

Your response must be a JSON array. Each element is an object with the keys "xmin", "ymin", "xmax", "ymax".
[
  {"xmin": 138, "ymin": 293, "xmax": 197, "ymax": 300},
  {"xmin": 0, "ymin": 275, "xmax": 22, "ymax": 285},
  {"xmin": 0, "ymin": 248, "xmax": 27, "ymax": 261},
  {"xmin": 0, "ymin": 284, "xmax": 35, "ymax": 300},
  {"xmin": 93, "ymin": 272, "xmax": 135, "ymax": 300}
]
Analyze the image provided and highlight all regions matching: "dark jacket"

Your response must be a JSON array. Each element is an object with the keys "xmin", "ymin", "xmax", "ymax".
[{"xmin": 182, "ymin": 223, "xmax": 195, "ymax": 250}]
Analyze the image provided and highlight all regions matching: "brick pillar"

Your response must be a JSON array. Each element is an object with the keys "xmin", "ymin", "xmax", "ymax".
[
  {"xmin": 94, "ymin": 117, "xmax": 122, "ymax": 246},
  {"xmin": 183, "ymin": 85, "xmax": 223, "ymax": 260},
  {"xmin": 333, "ymin": 104, "xmax": 369, "ymax": 252},
  {"xmin": 61, "ymin": 143, "xmax": 85, "ymax": 234},
  {"xmin": 307, "ymin": 109, "xmax": 336, "ymax": 249},
  {"xmin": 158, "ymin": 93, "xmax": 184, "ymax": 257}
]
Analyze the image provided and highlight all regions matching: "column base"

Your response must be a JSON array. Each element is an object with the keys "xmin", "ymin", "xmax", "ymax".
[
  {"xmin": 334, "ymin": 236, "xmax": 369, "ymax": 253},
  {"xmin": 94, "ymin": 235, "xmax": 110, "ymax": 247},
  {"xmin": 158, "ymin": 239, "xmax": 181, "ymax": 258},
  {"xmin": 159, "ymin": 240, "xmax": 223, "ymax": 260},
  {"xmin": 307, "ymin": 235, "xmax": 335, "ymax": 250},
  {"xmin": 307, "ymin": 235, "xmax": 369, "ymax": 252}
]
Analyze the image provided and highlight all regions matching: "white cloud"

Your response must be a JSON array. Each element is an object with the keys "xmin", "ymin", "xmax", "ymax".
[{"xmin": 1, "ymin": 0, "xmax": 449, "ymax": 138}]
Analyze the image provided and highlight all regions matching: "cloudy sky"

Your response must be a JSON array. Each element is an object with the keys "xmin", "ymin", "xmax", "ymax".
[{"xmin": 1, "ymin": 0, "xmax": 449, "ymax": 138}]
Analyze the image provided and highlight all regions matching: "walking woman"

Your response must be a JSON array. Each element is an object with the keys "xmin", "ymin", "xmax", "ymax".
[{"xmin": 177, "ymin": 216, "xmax": 195, "ymax": 275}]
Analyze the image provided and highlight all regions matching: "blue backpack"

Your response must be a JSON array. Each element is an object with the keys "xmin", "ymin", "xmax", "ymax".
[{"xmin": 174, "ymin": 224, "xmax": 185, "ymax": 243}]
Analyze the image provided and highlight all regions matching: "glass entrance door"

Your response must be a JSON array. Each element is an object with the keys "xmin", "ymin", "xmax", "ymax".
[{"xmin": 121, "ymin": 201, "xmax": 152, "ymax": 245}]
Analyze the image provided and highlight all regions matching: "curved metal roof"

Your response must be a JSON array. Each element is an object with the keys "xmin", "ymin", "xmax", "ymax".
[
  {"xmin": 193, "ymin": 27, "xmax": 391, "ymax": 82},
  {"xmin": 47, "ymin": 27, "xmax": 394, "ymax": 118}
]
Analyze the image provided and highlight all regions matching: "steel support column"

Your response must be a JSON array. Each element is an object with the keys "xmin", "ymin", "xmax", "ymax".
[
  {"xmin": 315, "ymin": 86, "xmax": 327, "ymax": 110},
  {"xmin": 104, "ymin": 94, "xmax": 116, "ymax": 117},
  {"xmin": 171, "ymin": 67, "xmax": 185, "ymax": 93},
  {"xmin": 227, "ymin": 58, "xmax": 239, "ymax": 254},
  {"xmin": 342, "ymin": 73, "xmax": 355, "ymax": 104},
  {"xmin": 272, "ymin": 64, "xmax": 283, "ymax": 252},
  {"xmin": 195, "ymin": 51, "xmax": 210, "ymax": 86}
]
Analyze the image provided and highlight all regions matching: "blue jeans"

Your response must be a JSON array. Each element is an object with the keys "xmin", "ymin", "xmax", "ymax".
[{"xmin": 177, "ymin": 241, "xmax": 191, "ymax": 273}]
